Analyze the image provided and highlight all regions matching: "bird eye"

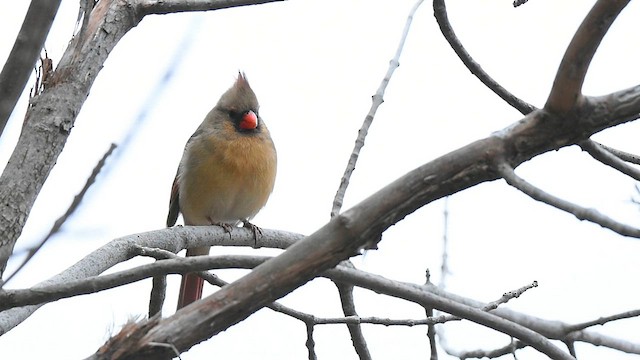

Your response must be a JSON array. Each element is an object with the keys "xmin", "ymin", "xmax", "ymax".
[{"xmin": 227, "ymin": 110, "xmax": 239, "ymax": 119}]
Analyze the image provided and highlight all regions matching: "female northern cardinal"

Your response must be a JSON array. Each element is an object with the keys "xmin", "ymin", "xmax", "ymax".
[{"xmin": 166, "ymin": 73, "xmax": 277, "ymax": 309}]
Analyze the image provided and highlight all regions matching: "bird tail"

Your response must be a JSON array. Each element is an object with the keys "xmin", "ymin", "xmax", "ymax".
[{"xmin": 177, "ymin": 246, "xmax": 210, "ymax": 309}]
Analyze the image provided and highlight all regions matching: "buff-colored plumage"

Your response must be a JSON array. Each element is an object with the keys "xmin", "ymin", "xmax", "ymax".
[{"xmin": 167, "ymin": 73, "xmax": 276, "ymax": 309}]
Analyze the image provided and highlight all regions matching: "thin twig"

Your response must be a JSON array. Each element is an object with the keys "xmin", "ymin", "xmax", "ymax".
[
  {"xmin": 433, "ymin": 0, "xmax": 536, "ymax": 115},
  {"xmin": 3, "ymin": 143, "xmax": 117, "ymax": 285},
  {"xmin": 498, "ymin": 162, "xmax": 640, "ymax": 238},
  {"xmin": 148, "ymin": 275, "xmax": 166, "ymax": 318},
  {"xmin": 484, "ymin": 281, "xmax": 538, "ymax": 312},
  {"xmin": 305, "ymin": 321, "xmax": 317, "ymax": 360},
  {"xmin": 433, "ymin": 280, "xmax": 538, "ymax": 325},
  {"xmin": 438, "ymin": 282, "xmax": 538, "ymax": 359},
  {"xmin": 426, "ymin": 306, "xmax": 438, "ymax": 360},
  {"xmin": 456, "ymin": 338, "xmax": 526, "ymax": 359},
  {"xmin": 580, "ymin": 140, "xmax": 640, "ymax": 181},
  {"xmin": 565, "ymin": 309, "xmax": 640, "ymax": 333},
  {"xmin": 331, "ymin": 0, "xmax": 425, "ymax": 217},
  {"xmin": 0, "ymin": 0, "xmax": 62, "ymax": 136}
]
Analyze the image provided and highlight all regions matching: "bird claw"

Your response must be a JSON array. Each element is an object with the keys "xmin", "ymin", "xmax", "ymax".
[
  {"xmin": 242, "ymin": 220, "xmax": 262, "ymax": 248},
  {"xmin": 211, "ymin": 222, "xmax": 234, "ymax": 239}
]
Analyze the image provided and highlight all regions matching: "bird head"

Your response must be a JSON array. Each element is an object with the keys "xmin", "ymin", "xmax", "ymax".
[{"xmin": 214, "ymin": 72, "xmax": 261, "ymax": 133}]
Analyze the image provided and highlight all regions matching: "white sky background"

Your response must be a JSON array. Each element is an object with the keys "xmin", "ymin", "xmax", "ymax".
[{"xmin": 1, "ymin": 0, "xmax": 639, "ymax": 359}]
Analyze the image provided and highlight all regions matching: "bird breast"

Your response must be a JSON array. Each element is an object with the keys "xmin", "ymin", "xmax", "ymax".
[{"xmin": 178, "ymin": 130, "xmax": 277, "ymax": 226}]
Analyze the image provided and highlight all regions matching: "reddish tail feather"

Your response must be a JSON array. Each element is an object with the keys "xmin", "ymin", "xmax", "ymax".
[
  {"xmin": 176, "ymin": 247, "xmax": 208, "ymax": 309},
  {"xmin": 177, "ymin": 273, "xmax": 204, "ymax": 309}
]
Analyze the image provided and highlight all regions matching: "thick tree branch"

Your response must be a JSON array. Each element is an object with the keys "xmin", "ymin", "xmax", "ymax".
[
  {"xmin": 0, "ymin": 0, "xmax": 62, "ymax": 136},
  {"xmin": 545, "ymin": 0, "xmax": 629, "ymax": 114}
]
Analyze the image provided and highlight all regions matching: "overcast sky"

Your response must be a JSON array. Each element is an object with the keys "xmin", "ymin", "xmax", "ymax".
[{"xmin": 1, "ymin": 1, "xmax": 639, "ymax": 359}]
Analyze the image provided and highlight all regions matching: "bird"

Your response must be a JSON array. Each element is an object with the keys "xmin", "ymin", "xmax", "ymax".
[{"xmin": 166, "ymin": 73, "xmax": 277, "ymax": 310}]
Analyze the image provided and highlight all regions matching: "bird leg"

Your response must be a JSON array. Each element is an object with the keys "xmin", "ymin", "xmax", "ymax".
[{"xmin": 242, "ymin": 220, "xmax": 262, "ymax": 248}]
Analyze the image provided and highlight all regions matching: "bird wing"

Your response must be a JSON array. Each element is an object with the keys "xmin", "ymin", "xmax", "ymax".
[{"xmin": 166, "ymin": 174, "xmax": 181, "ymax": 227}]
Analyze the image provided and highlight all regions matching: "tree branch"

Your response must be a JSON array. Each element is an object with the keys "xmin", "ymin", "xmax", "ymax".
[
  {"xmin": 498, "ymin": 161, "xmax": 640, "ymax": 238},
  {"xmin": 0, "ymin": 227, "xmax": 634, "ymax": 356},
  {"xmin": 331, "ymin": 0, "xmax": 424, "ymax": 217},
  {"xmin": 335, "ymin": 276, "xmax": 372, "ymax": 360},
  {"xmin": 545, "ymin": 0, "xmax": 630, "ymax": 114},
  {"xmin": 432, "ymin": 0, "xmax": 536, "ymax": 115},
  {"xmin": 135, "ymin": 0, "xmax": 285, "ymax": 17},
  {"xmin": 594, "ymin": 141, "xmax": 640, "ymax": 165},
  {"xmin": 81, "ymin": 254, "xmax": 574, "ymax": 360},
  {"xmin": 3, "ymin": 143, "xmax": 117, "ymax": 285},
  {"xmin": 0, "ymin": 226, "xmax": 299, "ymax": 334},
  {"xmin": 579, "ymin": 140, "xmax": 640, "ymax": 181},
  {"xmin": 0, "ymin": 0, "xmax": 62, "ymax": 136},
  {"xmin": 565, "ymin": 309, "xmax": 640, "ymax": 333}
]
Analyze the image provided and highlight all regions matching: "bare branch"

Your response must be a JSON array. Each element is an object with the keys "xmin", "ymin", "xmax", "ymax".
[
  {"xmin": 594, "ymin": 141, "xmax": 640, "ymax": 165},
  {"xmin": 135, "ymin": 0, "xmax": 285, "ymax": 17},
  {"xmin": 0, "ymin": 254, "xmax": 272, "ymax": 311},
  {"xmin": 305, "ymin": 322, "xmax": 317, "ymax": 360},
  {"xmin": 3, "ymin": 143, "xmax": 117, "ymax": 285},
  {"xmin": 0, "ymin": 226, "xmax": 299, "ymax": 334},
  {"xmin": 455, "ymin": 338, "xmax": 526, "ymax": 359},
  {"xmin": 330, "ymin": 270, "xmax": 574, "ymax": 360},
  {"xmin": 0, "ymin": 0, "xmax": 62, "ymax": 136},
  {"xmin": 565, "ymin": 309, "xmax": 640, "ymax": 333},
  {"xmin": 484, "ymin": 281, "xmax": 538, "ymax": 312},
  {"xmin": 433, "ymin": 0, "xmax": 536, "ymax": 115},
  {"xmin": 545, "ymin": 0, "xmax": 630, "ymax": 114},
  {"xmin": 331, "ymin": 0, "xmax": 425, "ymax": 217},
  {"xmin": 567, "ymin": 328, "xmax": 640, "ymax": 355},
  {"xmin": 579, "ymin": 140, "xmax": 640, "ymax": 181},
  {"xmin": 138, "ymin": 246, "xmax": 323, "ymax": 328},
  {"xmin": 148, "ymin": 275, "xmax": 166, "ymax": 318},
  {"xmin": 498, "ymin": 162, "xmax": 640, "ymax": 238},
  {"xmin": 1, "ymin": 227, "xmax": 634, "ymax": 356},
  {"xmin": 334, "ymin": 269, "xmax": 372, "ymax": 360},
  {"xmin": 88, "ymin": 255, "xmax": 573, "ymax": 359}
]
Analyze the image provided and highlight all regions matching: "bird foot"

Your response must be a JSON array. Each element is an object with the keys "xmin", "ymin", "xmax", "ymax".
[
  {"xmin": 211, "ymin": 222, "xmax": 234, "ymax": 239},
  {"xmin": 242, "ymin": 220, "xmax": 262, "ymax": 248}
]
